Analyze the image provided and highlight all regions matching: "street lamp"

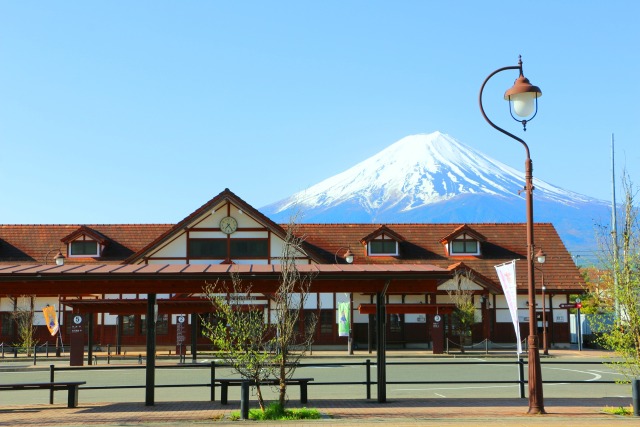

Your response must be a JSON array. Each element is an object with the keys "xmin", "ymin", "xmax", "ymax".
[
  {"xmin": 479, "ymin": 55, "xmax": 544, "ymax": 414},
  {"xmin": 536, "ymin": 249, "xmax": 549, "ymax": 356}
]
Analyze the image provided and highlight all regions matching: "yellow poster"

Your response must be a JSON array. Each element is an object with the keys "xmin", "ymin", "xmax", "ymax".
[{"xmin": 42, "ymin": 305, "xmax": 59, "ymax": 336}]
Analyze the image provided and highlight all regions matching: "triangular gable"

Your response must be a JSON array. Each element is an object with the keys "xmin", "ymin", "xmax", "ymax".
[
  {"xmin": 439, "ymin": 224, "xmax": 487, "ymax": 245},
  {"xmin": 359, "ymin": 225, "xmax": 406, "ymax": 244},
  {"xmin": 60, "ymin": 226, "xmax": 108, "ymax": 245},
  {"xmin": 438, "ymin": 262, "xmax": 501, "ymax": 294},
  {"xmin": 124, "ymin": 188, "xmax": 324, "ymax": 264}
]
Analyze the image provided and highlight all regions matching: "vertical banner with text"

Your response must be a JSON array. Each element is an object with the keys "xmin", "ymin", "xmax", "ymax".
[{"xmin": 495, "ymin": 260, "xmax": 522, "ymax": 354}]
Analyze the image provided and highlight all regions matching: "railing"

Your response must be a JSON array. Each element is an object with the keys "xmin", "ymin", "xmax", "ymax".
[
  {"xmin": 45, "ymin": 359, "xmax": 621, "ymax": 405},
  {"xmin": 445, "ymin": 338, "xmax": 529, "ymax": 354}
]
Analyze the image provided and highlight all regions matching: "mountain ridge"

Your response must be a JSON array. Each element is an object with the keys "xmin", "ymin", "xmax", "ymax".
[{"xmin": 262, "ymin": 132, "xmax": 610, "ymax": 252}]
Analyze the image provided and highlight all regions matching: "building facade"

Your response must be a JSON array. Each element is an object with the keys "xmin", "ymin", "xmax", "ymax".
[{"xmin": 0, "ymin": 189, "xmax": 585, "ymax": 351}]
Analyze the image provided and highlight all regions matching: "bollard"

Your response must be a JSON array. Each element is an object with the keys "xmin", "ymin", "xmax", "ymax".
[
  {"xmin": 633, "ymin": 378, "xmax": 640, "ymax": 417},
  {"xmin": 240, "ymin": 380, "xmax": 250, "ymax": 420},
  {"xmin": 365, "ymin": 359, "xmax": 371, "ymax": 400},
  {"xmin": 49, "ymin": 364, "xmax": 55, "ymax": 404},
  {"xmin": 210, "ymin": 361, "xmax": 216, "ymax": 402},
  {"xmin": 33, "ymin": 345, "xmax": 37, "ymax": 366},
  {"xmin": 518, "ymin": 357, "xmax": 525, "ymax": 399}
]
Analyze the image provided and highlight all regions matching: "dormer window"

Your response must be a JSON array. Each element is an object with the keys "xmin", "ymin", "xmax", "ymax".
[
  {"xmin": 450, "ymin": 233, "xmax": 480, "ymax": 255},
  {"xmin": 61, "ymin": 226, "xmax": 107, "ymax": 258},
  {"xmin": 69, "ymin": 239, "xmax": 99, "ymax": 257},
  {"xmin": 440, "ymin": 225, "xmax": 485, "ymax": 257},
  {"xmin": 361, "ymin": 226, "xmax": 404, "ymax": 257}
]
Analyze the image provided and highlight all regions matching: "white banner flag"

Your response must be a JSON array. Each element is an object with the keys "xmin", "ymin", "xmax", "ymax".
[{"xmin": 495, "ymin": 260, "xmax": 522, "ymax": 354}]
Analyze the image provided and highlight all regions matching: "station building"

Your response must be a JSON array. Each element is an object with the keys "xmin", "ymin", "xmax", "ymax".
[{"xmin": 0, "ymin": 188, "xmax": 585, "ymax": 352}]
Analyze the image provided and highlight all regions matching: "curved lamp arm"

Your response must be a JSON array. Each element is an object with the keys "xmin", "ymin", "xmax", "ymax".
[{"xmin": 478, "ymin": 63, "xmax": 531, "ymax": 161}]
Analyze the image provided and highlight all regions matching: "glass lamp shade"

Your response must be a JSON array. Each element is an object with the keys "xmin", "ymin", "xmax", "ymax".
[
  {"xmin": 344, "ymin": 250, "xmax": 354, "ymax": 264},
  {"xmin": 511, "ymin": 92, "xmax": 537, "ymax": 117},
  {"xmin": 504, "ymin": 74, "xmax": 541, "ymax": 118}
]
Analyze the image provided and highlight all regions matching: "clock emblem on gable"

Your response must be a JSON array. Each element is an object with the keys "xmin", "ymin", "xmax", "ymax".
[{"xmin": 219, "ymin": 216, "xmax": 238, "ymax": 234}]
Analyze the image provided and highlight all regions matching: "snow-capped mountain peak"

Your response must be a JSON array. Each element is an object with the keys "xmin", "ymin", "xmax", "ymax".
[
  {"xmin": 261, "ymin": 131, "xmax": 609, "ymax": 251},
  {"xmin": 268, "ymin": 132, "xmax": 591, "ymax": 215}
]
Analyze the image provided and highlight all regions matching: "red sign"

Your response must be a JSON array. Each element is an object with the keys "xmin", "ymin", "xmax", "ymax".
[{"xmin": 559, "ymin": 303, "xmax": 582, "ymax": 309}]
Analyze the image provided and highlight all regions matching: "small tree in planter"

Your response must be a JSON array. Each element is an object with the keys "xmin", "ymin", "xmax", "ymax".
[{"xmin": 446, "ymin": 271, "xmax": 477, "ymax": 353}]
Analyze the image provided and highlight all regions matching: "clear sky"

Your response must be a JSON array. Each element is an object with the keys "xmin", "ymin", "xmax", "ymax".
[{"xmin": 1, "ymin": 1, "xmax": 638, "ymax": 224}]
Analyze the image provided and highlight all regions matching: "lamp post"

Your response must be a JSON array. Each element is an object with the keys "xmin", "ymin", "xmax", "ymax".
[
  {"xmin": 334, "ymin": 247, "xmax": 354, "ymax": 355},
  {"xmin": 479, "ymin": 55, "xmax": 544, "ymax": 414},
  {"xmin": 535, "ymin": 249, "xmax": 548, "ymax": 356},
  {"xmin": 536, "ymin": 249, "xmax": 549, "ymax": 356}
]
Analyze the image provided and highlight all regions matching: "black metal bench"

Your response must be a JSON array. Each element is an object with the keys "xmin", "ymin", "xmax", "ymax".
[
  {"xmin": 0, "ymin": 381, "xmax": 86, "ymax": 408},
  {"xmin": 215, "ymin": 378, "xmax": 313, "ymax": 405}
]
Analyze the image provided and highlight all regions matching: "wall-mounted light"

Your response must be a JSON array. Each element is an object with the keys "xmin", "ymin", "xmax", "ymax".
[
  {"xmin": 334, "ymin": 247, "xmax": 354, "ymax": 264},
  {"xmin": 54, "ymin": 251, "xmax": 66, "ymax": 266}
]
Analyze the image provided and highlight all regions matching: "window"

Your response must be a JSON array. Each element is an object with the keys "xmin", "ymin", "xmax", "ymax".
[
  {"xmin": 140, "ymin": 314, "xmax": 168, "ymax": 335},
  {"xmin": 188, "ymin": 238, "xmax": 269, "ymax": 258},
  {"xmin": 230, "ymin": 239, "xmax": 268, "ymax": 257},
  {"xmin": 1, "ymin": 312, "xmax": 13, "ymax": 336},
  {"xmin": 189, "ymin": 239, "xmax": 226, "ymax": 258},
  {"xmin": 450, "ymin": 233, "xmax": 480, "ymax": 255},
  {"xmin": 369, "ymin": 239, "xmax": 398, "ymax": 256},
  {"xmin": 121, "ymin": 315, "xmax": 136, "ymax": 336},
  {"xmin": 319, "ymin": 310, "xmax": 333, "ymax": 335},
  {"xmin": 69, "ymin": 240, "xmax": 99, "ymax": 256}
]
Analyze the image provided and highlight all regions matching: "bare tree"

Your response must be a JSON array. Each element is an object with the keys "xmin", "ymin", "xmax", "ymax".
[
  {"xmin": 594, "ymin": 174, "xmax": 640, "ymax": 378},
  {"xmin": 12, "ymin": 295, "xmax": 37, "ymax": 356},
  {"xmin": 446, "ymin": 270, "xmax": 477, "ymax": 353},
  {"xmin": 201, "ymin": 276, "xmax": 275, "ymax": 411},
  {"xmin": 272, "ymin": 220, "xmax": 317, "ymax": 408},
  {"xmin": 200, "ymin": 218, "xmax": 317, "ymax": 412}
]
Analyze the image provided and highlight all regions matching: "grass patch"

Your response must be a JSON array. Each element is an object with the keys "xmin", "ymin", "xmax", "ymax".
[
  {"xmin": 603, "ymin": 405, "xmax": 634, "ymax": 416},
  {"xmin": 230, "ymin": 402, "xmax": 321, "ymax": 421}
]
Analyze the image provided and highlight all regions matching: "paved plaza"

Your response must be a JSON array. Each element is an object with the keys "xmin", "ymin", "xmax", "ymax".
[{"xmin": 1, "ymin": 349, "xmax": 638, "ymax": 426}]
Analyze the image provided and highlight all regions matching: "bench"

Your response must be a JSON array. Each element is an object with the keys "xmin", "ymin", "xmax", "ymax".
[
  {"xmin": 0, "ymin": 382, "xmax": 86, "ymax": 408},
  {"xmin": 215, "ymin": 378, "xmax": 313, "ymax": 405}
]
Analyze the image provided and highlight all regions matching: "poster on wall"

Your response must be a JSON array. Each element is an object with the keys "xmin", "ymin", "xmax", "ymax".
[
  {"xmin": 338, "ymin": 302, "xmax": 350, "ymax": 337},
  {"xmin": 495, "ymin": 260, "xmax": 522, "ymax": 354}
]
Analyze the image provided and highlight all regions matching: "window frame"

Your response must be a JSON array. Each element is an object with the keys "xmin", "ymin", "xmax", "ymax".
[
  {"xmin": 449, "ymin": 233, "xmax": 481, "ymax": 256},
  {"xmin": 368, "ymin": 239, "xmax": 398, "ymax": 256},
  {"xmin": 69, "ymin": 239, "xmax": 100, "ymax": 257}
]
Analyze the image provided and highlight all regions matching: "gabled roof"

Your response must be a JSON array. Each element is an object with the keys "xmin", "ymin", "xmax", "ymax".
[
  {"xmin": 123, "ymin": 188, "xmax": 324, "ymax": 264},
  {"xmin": 294, "ymin": 223, "xmax": 582, "ymax": 293},
  {"xmin": 360, "ymin": 225, "xmax": 406, "ymax": 244},
  {"xmin": 0, "ymin": 224, "xmax": 171, "ymax": 264},
  {"xmin": 439, "ymin": 224, "xmax": 487, "ymax": 244},
  {"xmin": 60, "ymin": 225, "xmax": 109, "ymax": 245},
  {"xmin": 446, "ymin": 261, "xmax": 502, "ymax": 294}
]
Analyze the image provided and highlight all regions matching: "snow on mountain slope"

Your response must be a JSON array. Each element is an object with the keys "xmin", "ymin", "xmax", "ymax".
[{"xmin": 262, "ymin": 131, "xmax": 610, "ymax": 251}]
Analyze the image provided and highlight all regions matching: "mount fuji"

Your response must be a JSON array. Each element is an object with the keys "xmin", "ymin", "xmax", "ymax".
[{"xmin": 261, "ymin": 132, "xmax": 610, "ymax": 252}]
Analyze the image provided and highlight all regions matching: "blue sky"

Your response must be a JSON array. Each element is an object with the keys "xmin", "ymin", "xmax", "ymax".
[{"xmin": 1, "ymin": 1, "xmax": 638, "ymax": 224}]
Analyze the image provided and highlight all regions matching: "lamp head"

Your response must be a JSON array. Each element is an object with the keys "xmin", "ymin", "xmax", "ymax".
[
  {"xmin": 536, "ymin": 249, "xmax": 546, "ymax": 264},
  {"xmin": 54, "ymin": 251, "xmax": 65, "ymax": 266},
  {"xmin": 505, "ymin": 74, "xmax": 542, "ymax": 118},
  {"xmin": 344, "ymin": 249, "xmax": 354, "ymax": 264}
]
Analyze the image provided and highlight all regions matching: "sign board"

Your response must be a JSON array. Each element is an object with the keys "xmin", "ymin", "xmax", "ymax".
[
  {"xmin": 70, "ymin": 314, "xmax": 85, "ymax": 366},
  {"xmin": 431, "ymin": 315, "xmax": 444, "ymax": 354},
  {"xmin": 176, "ymin": 315, "xmax": 186, "ymax": 355},
  {"xmin": 560, "ymin": 303, "xmax": 582, "ymax": 309}
]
